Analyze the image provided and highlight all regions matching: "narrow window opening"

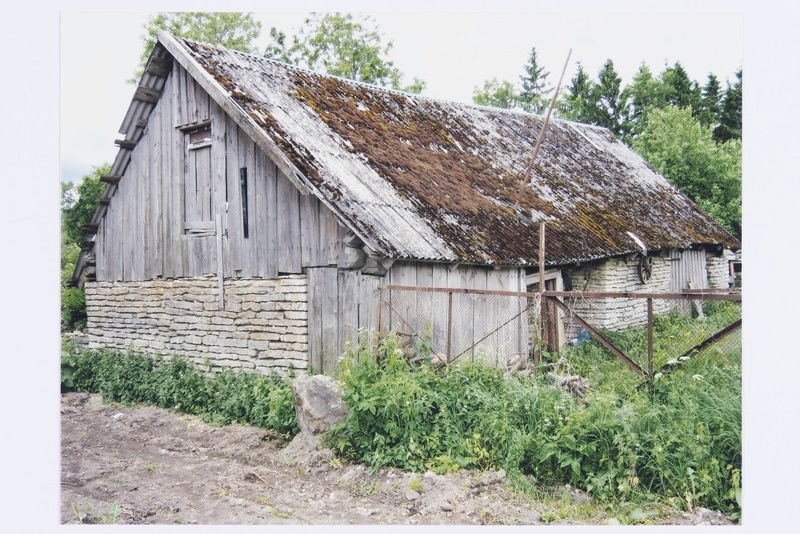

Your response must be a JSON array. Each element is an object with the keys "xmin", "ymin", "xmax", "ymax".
[{"xmin": 240, "ymin": 167, "xmax": 249, "ymax": 239}]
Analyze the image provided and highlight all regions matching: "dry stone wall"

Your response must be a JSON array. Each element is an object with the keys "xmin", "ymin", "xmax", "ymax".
[
  {"xmin": 563, "ymin": 254, "xmax": 672, "ymax": 338},
  {"xmin": 84, "ymin": 275, "xmax": 309, "ymax": 375},
  {"xmin": 707, "ymin": 253, "xmax": 731, "ymax": 289}
]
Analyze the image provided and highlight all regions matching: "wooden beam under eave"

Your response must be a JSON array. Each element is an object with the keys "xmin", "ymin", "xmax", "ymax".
[
  {"xmin": 133, "ymin": 86, "xmax": 161, "ymax": 103},
  {"xmin": 100, "ymin": 174, "xmax": 122, "ymax": 184},
  {"xmin": 80, "ymin": 239, "xmax": 95, "ymax": 251},
  {"xmin": 114, "ymin": 139, "xmax": 137, "ymax": 150},
  {"xmin": 82, "ymin": 223, "xmax": 99, "ymax": 234},
  {"xmin": 145, "ymin": 56, "xmax": 171, "ymax": 77}
]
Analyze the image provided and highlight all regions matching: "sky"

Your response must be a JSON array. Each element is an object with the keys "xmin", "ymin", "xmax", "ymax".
[{"xmin": 58, "ymin": 3, "xmax": 745, "ymax": 184}]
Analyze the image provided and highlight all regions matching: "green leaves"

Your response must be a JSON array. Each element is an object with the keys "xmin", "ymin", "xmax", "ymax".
[
  {"xmin": 264, "ymin": 13, "xmax": 425, "ymax": 94},
  {"xmin": 633, "ymin": 105, "xmax": 742, "ymax": 237},
  {"xmin": 60, "ymin": 349, "xmax": 298, "ymax": 438},
  {"xmin": 133, "ymin": 12, "xmax": 261, "ymax": 82}
]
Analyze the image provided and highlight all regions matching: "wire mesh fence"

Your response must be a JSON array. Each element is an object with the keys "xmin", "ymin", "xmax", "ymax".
[
  {"xmin": 377, "ymin": 285, "xmax": 741, "ymax": 382},
  {"xmin": 377, "ymin": 286, "xmax": 541, "ymax": 370}
]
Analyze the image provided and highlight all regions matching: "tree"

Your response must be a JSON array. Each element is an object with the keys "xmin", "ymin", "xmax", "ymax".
[
  {"xmin": 132, "ymin": 12, "xmax": 262, "ymax": 82},
  {"xmin": 591, "ymin": 59, "xmax": 626, "ymax": 135},
  {"xmin": 472, "ymin": 78, "xmax": 519, "ymax": 109},
  {"xmin": 264, "ymin": 13, "xmax": 425, "ymax": 94},
  {"xmin": 661, "ymin": 62, "xmax": 700, "ymax": 110},
  {"xmin": 559, "ymin": 62, "xmax": 596, "ymax": 123},
  {"xmin": 61, "ymin": 166, "xmax": 108, "ymax": 332},
  {"xmin": 518, "ymin": 47, "xmax": 552, "ymax": 114},
  {"xmin": 714, "ymin": 69, "xmax": 742, "ymax": 143},
  {"xmin": 632, "ymin": 106, "xmax": 741, "ymax": 238},
  {"xmin": 62, "ymin": 166, "xmax": 107, "ymax": 246},
  {"xmin": 696, "ymin": 73, "xmax": 722, "ymax": 128},
  {"xmin": 619, "ymin": 64, "xmax": 666, "ymax": 141}
]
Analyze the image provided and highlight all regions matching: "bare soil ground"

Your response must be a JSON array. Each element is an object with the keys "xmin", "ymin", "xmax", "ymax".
[{"xmin": 60, "ymin": 392, "xmax": 734, "ymax": 526}]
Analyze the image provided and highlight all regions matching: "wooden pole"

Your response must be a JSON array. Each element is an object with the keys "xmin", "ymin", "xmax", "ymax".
[
  {"xmin": 514, "ymin": 48, "xmax": 573, "ymax": 210},
  {"xmin": 539, "ymin": 221, "xmax": 546, "ymax": 289},
  {"xmin": 446, "ymin": 291, "xmax": 453, "ymax": 363},
  {"xmin": 216, "ymin": 213, "xmax": 224, "ymax": 310},
  {"xmin": 647, "ymin": 298, "xmax": 653, "ymax": 377}
]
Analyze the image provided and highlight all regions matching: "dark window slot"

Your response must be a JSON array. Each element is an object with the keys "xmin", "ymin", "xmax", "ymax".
[{"xmin": 240, "ymin": 168, "xmax": 249, "ymax": 239}]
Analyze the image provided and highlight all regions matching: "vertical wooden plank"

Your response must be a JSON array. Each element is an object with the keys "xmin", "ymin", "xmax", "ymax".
[
  {"xmin": 449, "ymin": 264, "xmax": 474, "ymax": 361},
  {"xmin": 338, "ymin": 270, "xmax": 359, "ymax": 356},
  {"xmin": 320, "ymin": 267, "xmax": 339, "ymax": 374},
  {"xmin": 264, "ymin": 161, "xmax": 279, "ymax": 277},
  {"xmin": 150, "ymin": 96, "xmax": 164, "ymax": 279},
  {"xmin": 225, "ymin": 114, "xmax": 242, "ymax": 275},
  {"xmin": 320, "ymin": 208, "xmax": 340, "ymax": 265},
  {"xmin": 299, "ymin": 193, "xmax": 319, "ymax": 267},
  {"xmin": 358, "ymin": 274, "xmax": 378, "ymax": 338},
  {"xmin": 216, "ymin": 213, "xmax": 224, "ymax": 308},
  {"xmin": 276, "ymin": 169, "xmax": 301, "ymax": 273},
  {"xmin": 186, "ymin": 69, "xmax": 197, "ymax": 124},
  {"xmin": 162, "ymin": 72, "xmax": 174, "ymax": 279},
  {"xmin": 172, "ymin": 63, "xmax": 186, "ymax": 278},
  {"xmin": 175, "ymin": 63, "xmax": 187, "ymax": 127},
  {"xmin": 197, "ymin": 147, "xmax": 212, "ymax": 223},
  {"xmin": 195, "ymin": 78, "xmax": 209, "ymax": 122},
  {"xmin": 211, "ymin": 104, "xmax": 228, "ymax": 277},
  {"xmin": 307, "ymin": 268, "xmax": 324, "ymax": 374},
  {"xmin": 471, "ymin": 267, "xmax": 488, "ymax": 363},
  {"xmin": 122, "ymin": 157, "xmax": 132, "ymax": 280},
  {"xmin": 254, "ymin": 148, "xmax": 270, "ymax": 277},
  {"xmin": 238, "ymin": 138, "xmax": 254, "ymax": 277}
]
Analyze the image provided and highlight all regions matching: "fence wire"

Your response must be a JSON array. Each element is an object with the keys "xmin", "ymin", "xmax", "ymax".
[
  {"xmin": 377, "ymin": 285, "xmax": 741, "ymax": 382},
  {"xmin": 377, "ymin": 286, "xmax": 541, "ymax": 371}
]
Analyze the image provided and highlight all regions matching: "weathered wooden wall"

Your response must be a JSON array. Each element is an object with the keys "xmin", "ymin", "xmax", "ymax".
[
  {"xmin": 307, "ymin": 268, "xmax": 380, "ymax": 375},
  {"xmin": 381, "ymin": 261, "xmax": 529, "ymax": 365},
  {"xmin": 96, "ymin": 61, "xmax": 347, "ymax": 282}
]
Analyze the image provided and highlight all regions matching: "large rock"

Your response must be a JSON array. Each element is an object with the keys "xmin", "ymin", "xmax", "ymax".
[{"xmin": 291, "ymin": 374, "xmax": 350, "ymax": 436}]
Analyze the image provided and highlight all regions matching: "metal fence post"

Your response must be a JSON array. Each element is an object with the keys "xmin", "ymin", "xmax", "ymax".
[
  {"xmin": 446, "ymin": 290, "xmax": 453, "ymax": 363},
  {"xmin": 647, "ymin": 297, "xmax": 654, "ymax": 378}
]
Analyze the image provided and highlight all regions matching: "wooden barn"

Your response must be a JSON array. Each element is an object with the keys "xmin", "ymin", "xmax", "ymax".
[{"xmin": 72, "ymin": 32, "xmax": 739, "ymax": 375}]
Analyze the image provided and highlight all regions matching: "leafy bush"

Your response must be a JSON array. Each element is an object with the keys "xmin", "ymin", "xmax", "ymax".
[
  {"xmin": 328, "ymin": 318, "xmax": 741, "ymax": 515},
  {"xmin": 61, "ymin": 349, "xmax": 298, "ymax": 438}
]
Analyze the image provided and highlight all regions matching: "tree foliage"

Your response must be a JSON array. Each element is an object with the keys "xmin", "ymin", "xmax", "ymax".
[
  {"xmin": 559, "ymin": 62, "xmax": 595, "ymax": 123},
  {"xmin": 471, "ymin": 46, "xmax": 553, "ymax": 114},
  {"xmin": 61, "ymin": 165, "xmax": 107, "ymax": 331},
  {"xmin": 632, "ymin": 106, "xmax": 741, "ymax": 238},
  {"xmin": 264, "ymin": 13, "xmax": 425, "ymax": 94},
  {"xmin": 132, "ymin": 12, "xmax": 262, "ymax": 82},
  {"xmin": 472, "ymin": 78, "xmax": 519, "ymax": 109},
  {"xmin": 518, "ymin": 47, "xmax": 552, "ymax": 114},
  {"xmin": 591, "ymin": 59, "xmax": 626, "ymax": 135},
  {"xmin": 714, "ymin": 69, "xmax": 742, "ymax": 143}
]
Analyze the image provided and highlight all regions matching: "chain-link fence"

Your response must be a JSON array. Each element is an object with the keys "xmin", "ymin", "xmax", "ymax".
[
  {"xmin": 377, "ymin": 285, "xmax": 541, "ymax": 370},
  {"xmin": 377, "ymin": 285, "xmax": 741, "ymax": 381}
]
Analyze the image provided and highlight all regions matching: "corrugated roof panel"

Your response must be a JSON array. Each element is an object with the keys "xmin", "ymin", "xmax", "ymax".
[{"xmin": 169, "ymin": 35, "xmax": 739, "ymax": 266}]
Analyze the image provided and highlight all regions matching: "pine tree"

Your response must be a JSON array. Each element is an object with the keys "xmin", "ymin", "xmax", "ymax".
[
  {"xmin": 714, "ymin": 69, "xmax": 742, "ymax": 142},
  {"xmin": 518, "ymin": 47, "xmax": 552, "ymax": 114},
  {"xmin": 559, "ymin": 62, "xmax": 595, "ymax": 123},
  {"xmin": 591, "ymin": 59, "xmax": 625, "ymax": 135},
  {"xmin": 696, "ymin": 74, "xmax": 722, "ymax": 128}
]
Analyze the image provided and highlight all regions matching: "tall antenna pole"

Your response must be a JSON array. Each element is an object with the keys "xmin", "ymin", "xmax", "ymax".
[{"xmin": 514, "ymin": 48, "xmax": 573, "ymax": 212}]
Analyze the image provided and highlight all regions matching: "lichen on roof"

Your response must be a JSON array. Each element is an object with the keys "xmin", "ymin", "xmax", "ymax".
[{"xmin": 178, "ymin": 36, "xmax": 738, "ymax": 266}]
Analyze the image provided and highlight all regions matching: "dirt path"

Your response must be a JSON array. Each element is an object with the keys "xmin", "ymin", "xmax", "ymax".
[{"xmin": 60, "ymin": 392, "xmax": 732, "ymax": 525}]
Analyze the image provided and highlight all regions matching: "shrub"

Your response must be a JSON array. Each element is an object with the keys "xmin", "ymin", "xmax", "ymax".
[
  {"xmin": 61, "ymin": 349, "xmax": 298, "ymax": 438},
  {"xmin": 328, "ymin": 319, "xmax": 741, "ymax": 515}
]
